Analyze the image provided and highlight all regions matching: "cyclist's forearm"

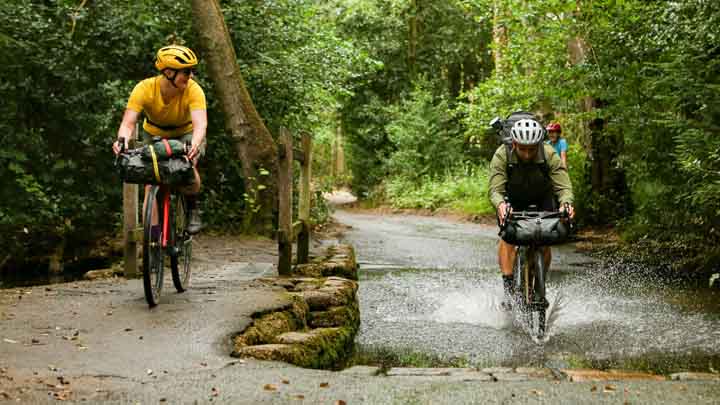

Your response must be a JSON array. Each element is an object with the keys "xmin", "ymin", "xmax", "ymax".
[
  {"xmin": 190, "ymin": 109, "xmax": 207, "ymax": 145},
  {"xmin": 117, "ymin": 124, "xmax": 134, "ymax": 141},
  {"xmin": 117, "ymin": 109, "xmax": 140, "ymax": 141}
]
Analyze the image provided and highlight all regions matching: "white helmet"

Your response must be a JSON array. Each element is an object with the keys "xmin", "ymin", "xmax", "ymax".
[{"xmin": 511, "ymin": 119, "xmax": 545, "ymax": 145}]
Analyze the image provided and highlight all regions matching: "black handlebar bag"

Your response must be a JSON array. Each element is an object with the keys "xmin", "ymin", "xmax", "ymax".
[
  {"xmin": 117, "ymin": 147, "xmax": 195, "ymax": 186},
  {"xmin": 499, "ymin": 217, "xmax": 571, "ymax": 246}
]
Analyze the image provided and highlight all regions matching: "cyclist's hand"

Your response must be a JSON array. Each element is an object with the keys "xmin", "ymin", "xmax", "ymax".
[
  {"xmin": 112, "ymin": 137, "xmax": 128, "ymax": 155},
  {"xmin": 498, "ymin": 202, "xmax": 512, "ymax": 226},
  {"xmin": 561, "ymin": 203, "xmax": 575, "ymax": 219},
  {"xmin": 187, "ymin": 141, "xmax": 200, "ymax": 164}
]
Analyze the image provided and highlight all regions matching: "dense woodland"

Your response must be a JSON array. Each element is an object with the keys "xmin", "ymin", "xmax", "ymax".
[{"xmin": 1, "ymin": 0, "xmax": 718, "ymax": 274}]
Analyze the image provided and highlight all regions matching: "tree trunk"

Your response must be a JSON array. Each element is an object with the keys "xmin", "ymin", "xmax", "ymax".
[
  {"xmin": 191, "ymin": 0, "xmax": 278, "ymax": 235},
  {"xmin": 569, "ymin": 1, "xmax": 630, "ymax": 221},
  {"xmin": 492, "ymin": 0, "xmax": 509, "ymax": 76},
  {"xmin": 408, "ymin": 0, "xmax": 418, "ymax": 79}
]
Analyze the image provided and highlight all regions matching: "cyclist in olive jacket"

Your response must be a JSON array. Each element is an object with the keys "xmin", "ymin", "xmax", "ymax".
[{"xmin": 488, "ymin": 118, "xmax": 574, "ymax": 307}]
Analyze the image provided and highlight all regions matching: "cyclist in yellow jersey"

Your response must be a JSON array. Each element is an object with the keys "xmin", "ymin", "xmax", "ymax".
[{"xmin": 112, "ymin": 45, "xmax": 207, "ymax": 234}]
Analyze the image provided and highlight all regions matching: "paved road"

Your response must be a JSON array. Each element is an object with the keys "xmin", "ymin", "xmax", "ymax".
[{"xmin": 0, "ymin": 223, "xmax": 718, "ymax": 403}]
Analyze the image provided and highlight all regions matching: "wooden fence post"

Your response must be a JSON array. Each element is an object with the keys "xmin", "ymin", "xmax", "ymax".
[
  {"xmin": 277, "ymin": 127, "xmax": 293, "ymax": 276},
  {"xmin": 296, "ymin": 132, "xmax": 312, "ymax": 264},
  {"xmin": 123, "ymin": 124, "xmax": 139, "ymax": 278}
]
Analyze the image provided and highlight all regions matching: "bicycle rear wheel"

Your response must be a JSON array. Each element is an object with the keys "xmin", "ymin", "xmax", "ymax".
[
  {"xmin": 170, "ymin": 194, "xmax": 192, "ymax": 292},
  {"xmin": 143, "ymin": 186, "xmax": 164, "ymax": 307}
]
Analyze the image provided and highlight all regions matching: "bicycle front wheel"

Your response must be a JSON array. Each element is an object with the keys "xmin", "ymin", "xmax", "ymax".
[
  {"xmin": 170, "ymin": 194, "xmax": 192, "ymax": 292},
  {"xmin": 529, "ymin": 249, "xmax": 547, "ymax": 339},
  {"xmin": 143, "ymin": 185, "xmax": 164, "ymax": 307}
]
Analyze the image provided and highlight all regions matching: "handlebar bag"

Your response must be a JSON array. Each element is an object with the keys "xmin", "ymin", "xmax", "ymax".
[
  {"xmin": 117, "ymin": 148, "xmax": 194, "ymax": 186},
  {"xmin": 499, "ymin": 217, "xmax": 570, "ymax": 246}
]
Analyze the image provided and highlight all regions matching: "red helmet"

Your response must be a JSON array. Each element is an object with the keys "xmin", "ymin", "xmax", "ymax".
[{"xmin": 546, "ymin": 122, "xmax": 561, "ymax": 133}]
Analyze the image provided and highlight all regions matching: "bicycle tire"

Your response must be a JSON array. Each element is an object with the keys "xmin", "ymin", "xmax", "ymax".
[
  {"xmin": 512, "ymin": 246, "xmax": 547, "ymax": 339},
  {"xmin": 529, "ymin": 249, "xmax": 547, "ymax": 339},
  {"xmin": 143, "ymin": 185, "xmax": 164, "ymax": 307},
  {"xmin": 512, "ymin": 246, "xmax": 528, "ymax": 306},
  {"xmin": 170, "ymin": 194, "xmax": 192, "ymax": 292}
]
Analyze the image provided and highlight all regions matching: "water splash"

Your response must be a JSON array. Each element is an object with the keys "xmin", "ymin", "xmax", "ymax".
[{"xmin": 429, "ymin": 288, "xmax": 512, "ymax": 329}]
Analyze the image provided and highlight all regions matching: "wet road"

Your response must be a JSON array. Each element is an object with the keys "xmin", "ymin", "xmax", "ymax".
[{"xmin": 335, "ymin": 209, "xmax": 720, "ymax": 373}]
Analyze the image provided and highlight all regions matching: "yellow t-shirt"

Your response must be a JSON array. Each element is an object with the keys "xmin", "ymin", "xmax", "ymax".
[{"xmin": 126, "ymin": 76, "xmax": 207, "ymax": 138}]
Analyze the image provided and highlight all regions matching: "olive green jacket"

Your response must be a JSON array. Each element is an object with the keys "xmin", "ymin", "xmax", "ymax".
[{"xmin": 487, "ymin": 144, "xmax": 574, "ymax": 209}]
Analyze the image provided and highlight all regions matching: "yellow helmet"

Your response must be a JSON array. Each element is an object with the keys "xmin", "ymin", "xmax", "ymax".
[{"xmin": 154, "ymin": 45, "xmax": 198, "ymax": 71}]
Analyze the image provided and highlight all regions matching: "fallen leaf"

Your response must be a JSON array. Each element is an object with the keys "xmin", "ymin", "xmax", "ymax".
[
  {"xmin": 264, "ymin": 384, "xmax": 277, "ymax": 391},
  {"xmin": 603, "ymin": 384, "xmax": 616, "ymax": 393},
  {"xmin": 31, "ymin": 338, "xmax": 40, "ymax": 344},
  {"xmin": 200, "ymin": 362, "xmax": 208, "ymax": 367},
  {"xmin": 590, "ymin": 385, "xmax": 598, "ymax": 392},
  {"xmin": 530, "ymin": 389, "xmax": 543, "ymax": 396},
  {"xmin": 320, "ymin": 382, "xmax": 329, "ymax": 388},
  {"xmin": 3, "ymin": 339, "xmax": 18, "ymax": 344},
  {"xmin": 53, "ymin": 390, "xmax": 71, "ymax": 401},
  {"xmin": 159, "ymin": 398, "xmax": 167, "ymax": 402},
  {"xmin": 334, "ymin": 401, "xmax": 347, "ymax": 405},
  {"xmin": 294, "ymin": 394, "xmax": 305, "ymax": 400},
  {"xmin": 282, "ymin": 379, "xmax": 290, "ymax": 384},
  {"xmin": 124, "ymin": 328, "xmax": 133, "ymax": 332}
]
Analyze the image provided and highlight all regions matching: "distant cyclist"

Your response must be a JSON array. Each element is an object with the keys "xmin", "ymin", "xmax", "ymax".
[
  {"xmin": 545, "ymin": 122, "xmax": 568, "ymax": 168},
  {"xmin": 112, "ymin": 45, "xmax": 207, "ymax": 234},
  {"xmin": 488, "ymin": 118, "xmax": 574, "ymax": 307}
]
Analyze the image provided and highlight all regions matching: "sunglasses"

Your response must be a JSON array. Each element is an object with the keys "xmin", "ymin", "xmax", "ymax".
[{"xmin": 179, "ymin": 68, "xmax": 197, "ymax": 76}]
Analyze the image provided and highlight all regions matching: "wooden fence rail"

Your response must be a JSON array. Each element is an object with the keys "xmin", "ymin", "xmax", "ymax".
[
  {"xmin": 123, "ymin": 124, "xmax": 142, "ymax": 278},
  {"xmin": 277, "ymin": 128, "xmax": 313, "ymax": 276}
]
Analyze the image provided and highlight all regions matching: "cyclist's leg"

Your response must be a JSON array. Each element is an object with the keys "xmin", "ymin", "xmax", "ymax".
[
  {"xmin": 499, "ymin": 239, "xmax": 517, "ymax": 309},
  {"xmin": 542, "ymin": 247, "xmax": 551, "ymax": 273},
  {"xmin": 178, "ymin": 133, "xmax": 204, "ymax": 234}
]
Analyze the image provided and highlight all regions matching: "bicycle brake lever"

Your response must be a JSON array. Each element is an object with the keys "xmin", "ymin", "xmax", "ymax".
[{"xmin": 114, "ymin": 140, "xmax": 125, "ymax": 167}]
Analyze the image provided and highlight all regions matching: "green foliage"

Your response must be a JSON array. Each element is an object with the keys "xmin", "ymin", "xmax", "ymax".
[
  {"xmin": 385, "ymin": 166, "xmax": 494, "ymax": 215},
  {"xmin": 0, "ymin": 0, "xmax": 190, "ymax": 259},
  {"xmin": 336, "ymin": 0, "xmax": 493, "ymax": 194},
  {"xmin": 0, "ymin": 0, "xmax": 368, "ymax": 265},
  {"xmin": 385, "ymin": 81, "xmax": 463, "ymax": 182},
  {"xmin": 581, "ymin": 0, "xmax": 720, "ymax": 237}
]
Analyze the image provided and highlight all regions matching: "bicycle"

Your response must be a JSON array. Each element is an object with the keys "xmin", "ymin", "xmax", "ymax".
[
  {"xmin": 499, "ymin": 204, "xmax": 571, "ymax": 339},
  {"xmin": 116, "ymin": 140, "xmax": 194, "ymax": 308},
  {"xmin": 142, "ymin": 183, "xmax": 193, "ymax": 307}
]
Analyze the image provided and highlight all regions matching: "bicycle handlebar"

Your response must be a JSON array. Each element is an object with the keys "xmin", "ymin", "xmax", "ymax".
[{"xmin": 498, "ymin": 199, "xmax": 573, "ymax": 231}]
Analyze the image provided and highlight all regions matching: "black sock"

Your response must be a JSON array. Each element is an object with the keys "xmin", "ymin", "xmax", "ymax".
[
  {"xmin": 502, "ymin": 275, "xmax": 513, "ymax": 295},
  {"xmin": 186, "ymin": 195, "xmax": 198, "ymax": 211}
]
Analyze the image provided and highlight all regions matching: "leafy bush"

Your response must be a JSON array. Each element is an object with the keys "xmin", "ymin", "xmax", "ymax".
[
  {"xmin": 385, "ymin": 166, "xmax": 494, "ymax": 215},
  {"xmin": 385, "ymin": 81, "xmax": 463, "ymax": 182}
]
